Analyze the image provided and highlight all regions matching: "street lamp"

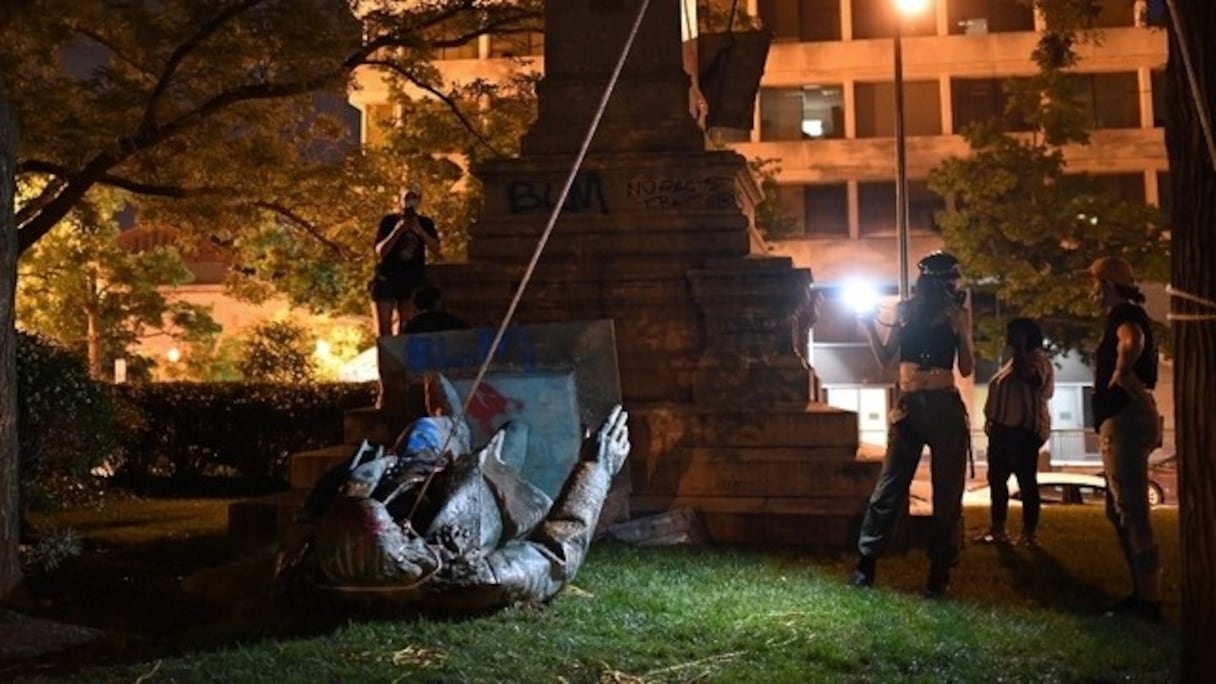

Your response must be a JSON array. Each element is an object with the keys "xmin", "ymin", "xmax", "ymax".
[{"xmin": 893, "ymin": 0, "xmax": 929, "ymax": 300}]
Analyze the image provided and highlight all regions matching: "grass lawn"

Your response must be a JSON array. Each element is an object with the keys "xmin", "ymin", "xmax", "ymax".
[{"xmin": 5, "ymin": 499, "xmax": 1180, "ymax": 683}]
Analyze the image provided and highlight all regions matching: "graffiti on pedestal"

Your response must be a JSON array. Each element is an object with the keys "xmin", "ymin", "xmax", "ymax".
[
  {"xmin": 625, "ymin": 175, "xmax": 737, "ymax": 210},
  {"xmin": 507, "ymin": 172, "xmax": 609, "ymax": 214}
]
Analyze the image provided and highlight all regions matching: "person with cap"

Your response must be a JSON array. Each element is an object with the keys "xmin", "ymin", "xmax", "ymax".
[
  {"xmin": 975, "ymin": 317, "xmax": 1053, "ymax": 547},
  {"xmin": 1083, "ymin": 255, "xmax": 1163, "ymax": 621},
  {"xmin": 368, "ymin": 185, "xmax": 441, "ymax": 337},
  {"xmin": 848, "ymin": 251, "xmax": 975, "ymax": 598}
]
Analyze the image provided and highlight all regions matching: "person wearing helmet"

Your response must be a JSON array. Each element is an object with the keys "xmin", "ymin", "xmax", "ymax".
[
  {"xmin": 368, "ymin": 185, "xmax": 441, "ymax": 337},
  {"xmin": 1082, "ymin": 256, "xmax": 1162, "ymax": 621},
  {"xmin": 848, "ymin": 250, "xmax": 975, "ymax": 598}
]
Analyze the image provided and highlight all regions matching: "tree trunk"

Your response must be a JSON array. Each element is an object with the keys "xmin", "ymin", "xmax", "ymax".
[
  {"xmin": 1164, "ymin": 0, "xmax": 1216, "ymax": 678},
  {"xmin": 86, "ymin": 303, "xmax": 102, "ymax": 380},
  {"xmin": 0, "ymin": 78, "xmax": 23, "ymax": 597}
]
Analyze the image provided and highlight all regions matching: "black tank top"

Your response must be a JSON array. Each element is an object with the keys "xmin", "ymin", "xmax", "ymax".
[{"xmin": 899, "ymin": 317, "xmax": 957, "ymax": 370}]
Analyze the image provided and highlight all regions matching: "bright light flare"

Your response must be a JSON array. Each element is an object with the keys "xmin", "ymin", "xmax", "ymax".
[
  {"xmin": 166, "ymin": 347, "xmax": 182, "ymax": 364},
  {"xmin": 315, "ymin": 339, "xmax": 332, "ymax": 358},
  {"xmin": 895, "ymin": 0, "xmax": 929, "ymax": 15},
  {"xmin": 841, "ymin": 279, "xmax": 881, "ymax": 317}
]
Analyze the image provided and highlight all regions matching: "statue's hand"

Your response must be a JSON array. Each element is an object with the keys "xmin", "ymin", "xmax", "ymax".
[{"xmin": 587, "ymin": 405, "xmax": 630, "ymax": 475}]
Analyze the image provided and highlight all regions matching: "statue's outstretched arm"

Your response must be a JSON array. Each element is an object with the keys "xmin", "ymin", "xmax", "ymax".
[{"xmin": 433, "ymin": 406, "xmax": 630, "ymax": 608}]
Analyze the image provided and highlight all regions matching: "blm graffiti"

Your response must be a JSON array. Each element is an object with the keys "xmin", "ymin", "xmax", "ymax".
[{"xmin": 507, "ymin": 172, "xmax": 609, "ymax": 214}]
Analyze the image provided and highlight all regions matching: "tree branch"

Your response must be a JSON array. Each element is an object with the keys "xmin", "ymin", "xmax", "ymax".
[
  {"xmin": 140, "ymin": 0, "xmax": 270, "ymax": 135},
  {"xmin": 252, "ymin": 199, "xmax": 356, "ymax": 259},
  {"xmin": 365, "ymin": 59, "xmax": 507, "ymax": 158},
  {"xmin": 16, "ymin": 3, "xmax": 543, "ymax": 252}
]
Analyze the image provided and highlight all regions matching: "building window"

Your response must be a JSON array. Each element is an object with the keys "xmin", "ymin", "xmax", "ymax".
[
  {"xmin": 489, "ymin": 30, "xmax": 544, "ymax": 58},
  {"xmin": 1073, "ymin": 72, "xmax": 1140, "ymax": 129},
  {"xmin": 951, "ymin": 77, "xmax": 1033, "ymax": 132},
  {"xmin": 850, "ymin": 0, "xmax": 937, "ymax": 39},
  {"xmin": 435, "ymin": 35, "xmax": 479, "ymax": 60},
  {"xmin": 855, "ymin": 81, "xmax": 942, "ymax": 138},
  {"xmin": 1151, "ymin": 69, "xmax": 1166, "ymax": 128},
  {"xmin": 1092, "ymin": 173, "xmax": 1147, "ymax": 204},
  {"xmin": 947, "ymin": 0, "xmax": 1035, "ymax": 35},
  {"xmin": 362, "ymin": 103, "xmax": 394, "ymax": 147},
  {"xmin": 803, "ymin": 183, "xmax": 849, "ymax": 237},
  {"xmin": 1092, "ymin": 0, "xmax": 1136, "ymax": 27},
  {"xmin": 757, "ymin": 0, "xmax": 842, "ymax": 43},
  {"xmin": 759, "ymin": 85, "xmax": 846, "ymax": 141},
  {"xmin": 858, "ymin": 180, "xmax": 943, "ymax": 236}
]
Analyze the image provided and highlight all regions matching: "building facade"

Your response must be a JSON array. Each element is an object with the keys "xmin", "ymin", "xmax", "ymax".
[{"xmin": 349, "ymin": 0, "xmax": 1172, "ymax": 465}]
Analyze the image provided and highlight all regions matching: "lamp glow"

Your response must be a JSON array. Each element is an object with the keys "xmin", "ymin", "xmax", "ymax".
[
  {"xmin": 166, "ymin": 347, "xmax": 181, "ymax": 364},
  {"xmin": 842, "ymin": 279, "xmax": 881, "ymax": 317},
  {"xmin": 895, "ymin": 0, "xmax": 929, "ymax": 15}
]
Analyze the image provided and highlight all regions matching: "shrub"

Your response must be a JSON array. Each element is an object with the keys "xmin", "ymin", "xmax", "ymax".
[
  {"xmin": 112, "ymin": 381, "xmax": 376, "ymax": 494},
  {"xmin": 15, "ymin": 331, "xmax": 116, "ymax": 510},
  {"xmin": 237, "ymin": 320, "xmax": 316, "ymax": 382},
  {"xmin": 24, "ymin": 527, "xmax": 83, "ymax": 573}
]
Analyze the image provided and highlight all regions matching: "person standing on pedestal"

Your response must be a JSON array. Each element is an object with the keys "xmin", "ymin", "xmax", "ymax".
[
  {"xmin": 368, "ymin": 185, "xmax": 440, "ymax": 337},
  {"xmin": 848, "ymin": 251, "xmax": 975, "ymax": 599}
]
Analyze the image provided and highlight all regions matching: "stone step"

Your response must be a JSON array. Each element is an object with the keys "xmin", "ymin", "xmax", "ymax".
[
  {"xmin": 629, "ymin": 494, "xmax": 926, "ymax": 549},
  {"xmin": 289, "ymin": 444, "xmax": 359, "ymax": 490},
  {"xmin": 344, "ymin": 406, "xmax": 405, "ymax": 446},
  {"xmin": 634, "ymin": 446, "xmax": 880, "ymax": 499}
]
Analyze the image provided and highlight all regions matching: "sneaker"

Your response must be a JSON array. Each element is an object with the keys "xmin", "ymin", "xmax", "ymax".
[
  {"xmin": 1016, "ymin": 533, "xmax": 1039, "ymax": 548},
  {"xmin": 847, "ymin": 556, "xmax": 876, "ymax": 588},
  {"xmin": 923, "ymin": 564, "xmax": 950, "ymax": 599},
  {"xmin": 1104, "ymin": 595, "xmax": 1163, "ymax": 621},
  {"xmin": 972, "ymin": 529, "xmax": 1009, "ymax": 545}
]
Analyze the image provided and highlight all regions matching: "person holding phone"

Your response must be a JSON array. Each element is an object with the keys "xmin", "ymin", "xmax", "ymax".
[
  {"xmin": 848, "ymin": 251, "xmax": 975, "ymax": 598},
  {"xmin": 368, "ymin": 185, "xmax": 441, "ymax": 337}
]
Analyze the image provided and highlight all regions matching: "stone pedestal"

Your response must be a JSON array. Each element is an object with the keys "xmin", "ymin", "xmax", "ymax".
[
  {"xmin": 230, "ymin": 0, "xmax": 880, "ymax": 549},
  {"xmin": 416, "ymin": 0, "xmax": 879, "ymax": 547}
]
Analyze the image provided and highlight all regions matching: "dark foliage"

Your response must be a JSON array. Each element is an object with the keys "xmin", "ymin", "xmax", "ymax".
[
  {"xmin": 111, "ymin": 381, "xmax": 375, "ymax": 494},
  {"xmin": 15, "ymin": 331, "xmax": 115, "ymax": 510}
]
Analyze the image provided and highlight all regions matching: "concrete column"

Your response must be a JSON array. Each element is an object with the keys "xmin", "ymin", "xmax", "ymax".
[
  {"xmin": 935, "ymin": 0, "xmax": 948, "ymax": 36},
  {"xmin": 1033, "ymin": 5, "xmax": 1047, "ymax": 31},
  {"xmin": 1145, "ymin": 168, "xmax": 1160, "ymax": 207},
  {"xmin": 1137, "ymin": 67, "xmax": 1154, "ymax": 129},
  {"xmin": 847, "ymin": 179, "xmax": 861, "ymax": 239},
  {"xmin": 841, "ymin": 0, "xmax": 853, "ymax": 41},
  {"xmin": 940, "ymin": 74, "xmax": 954, "ymax": 135},
  {"xmin": 844, "ymin": 78, "xmax": 857, "ymax": 139},
  {"xmin": 1134, "ymin": 0, "xmax": 1148, "ymax": 27}
]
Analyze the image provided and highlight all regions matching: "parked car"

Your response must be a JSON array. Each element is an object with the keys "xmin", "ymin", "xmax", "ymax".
[
  {"xmin": 1096, "ymin": 452, "xmax": 1177, "ymax": 507},
  {"xmin": 963, "ymin": 471, "xmax": 1169, "ymax": 508}
]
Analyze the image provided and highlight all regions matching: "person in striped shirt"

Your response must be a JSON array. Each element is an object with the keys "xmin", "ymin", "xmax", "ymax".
[{"xmin": 976, "ymin": 317, "xmax": 1053, "ymax": 547}]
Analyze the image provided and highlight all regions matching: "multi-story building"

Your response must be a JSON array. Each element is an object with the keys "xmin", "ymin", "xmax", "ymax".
[{"xmin": 349, "ymin": 0, "xmax": 1172, "ymax": 465}]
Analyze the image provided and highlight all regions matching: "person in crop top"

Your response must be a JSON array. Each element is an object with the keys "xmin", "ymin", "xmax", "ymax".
[{"xmin": 848, "ymin": 251, "xmax": 975, "ymax": 599}]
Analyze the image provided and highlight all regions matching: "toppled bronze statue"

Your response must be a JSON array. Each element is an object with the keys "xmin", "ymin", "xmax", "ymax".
[{"xmin": 273, "ymin": 374, "xmax": 630, "ymax": 613}]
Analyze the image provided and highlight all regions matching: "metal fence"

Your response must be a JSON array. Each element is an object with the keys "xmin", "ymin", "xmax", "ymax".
[{"xmin": 970, "ymin": 428, "xmax": 1176, "ymax": 467}]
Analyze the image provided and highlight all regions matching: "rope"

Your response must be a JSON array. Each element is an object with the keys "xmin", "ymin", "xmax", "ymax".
[
  {"xmin": 1164, "ymin": 0, "xmax": 1216, "ymax": 173},
  {"xmin": 404, "ymin": 0, "xmax": 655, "ymax": 522},
  {"xmin": 1167, "ymin": 284, "xmax": 1216, "ymax": 322},
  {"xmin": 455, "ymin": 0, "xmax": 654, "ymax": 419}
]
